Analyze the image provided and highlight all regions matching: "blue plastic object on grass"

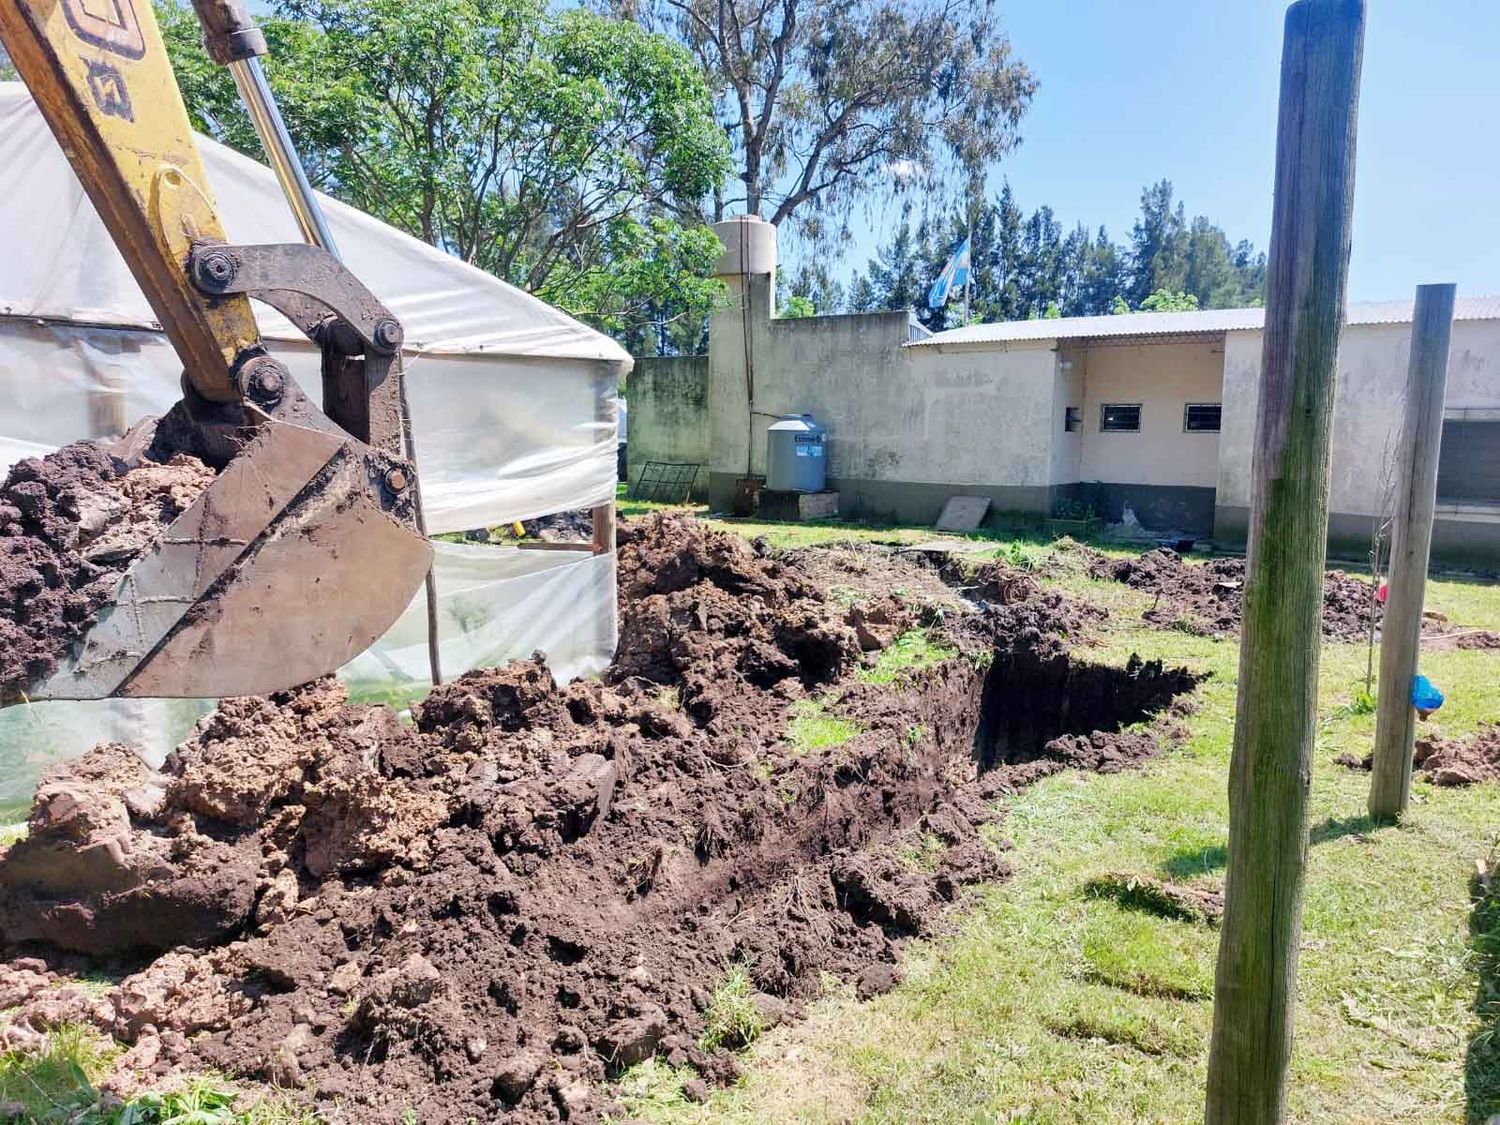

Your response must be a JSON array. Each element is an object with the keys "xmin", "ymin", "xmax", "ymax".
[{"xmin": 1411, "ymin": 674, "xmax": 1444, "ymax": 714}]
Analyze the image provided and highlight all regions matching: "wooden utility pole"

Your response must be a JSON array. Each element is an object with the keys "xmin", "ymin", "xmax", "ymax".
[
  {"xmin": 1205, "ymin": 3, "xmax": 1364, "ymax": 1122},
  {"xmin": 1368, "ymin": 284, "xmax": 1456, "ymax": 821}
]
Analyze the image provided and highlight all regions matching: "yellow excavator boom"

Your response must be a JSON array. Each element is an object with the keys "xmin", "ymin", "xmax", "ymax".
[{"xmin": 0, "ymin": 0, "xmax": 257, "ymax": 402}]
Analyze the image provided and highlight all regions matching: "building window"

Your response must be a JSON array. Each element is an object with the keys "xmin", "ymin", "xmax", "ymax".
[
  {"xmin": 1064, "ymin": 407, "xmax": 1082, "ymax": 432},
  {"xmin": 1437, "ymin": 419, "xmax": 1500, "ymax": 505},
  {"xmin": 1100, "ymin": 403, "xmax": 1141, "ymax": 433},
  {"xmin": 1184, "ymin": 403, "xmax": 1222, "ymax": 433}
]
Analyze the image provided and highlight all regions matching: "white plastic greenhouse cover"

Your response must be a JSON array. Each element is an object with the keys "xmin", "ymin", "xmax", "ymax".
[{"xmin": 0, "ymin": 85, "xmax": 629, "ymax": 807}]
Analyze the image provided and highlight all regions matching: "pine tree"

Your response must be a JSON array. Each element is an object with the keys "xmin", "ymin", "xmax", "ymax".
[
  {"xmin": 1129, "ymin": 179, "xmax": 1190, "ymax": 303},
  {"xmin": 1078, "ymin": 226, "xmax": 1127, "ymax": 315}
]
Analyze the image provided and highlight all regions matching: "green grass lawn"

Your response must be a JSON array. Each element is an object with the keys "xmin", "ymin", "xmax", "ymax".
[{"xmin": 617, "ymin": 517, "xmax": 1500, "ymax": 1124}]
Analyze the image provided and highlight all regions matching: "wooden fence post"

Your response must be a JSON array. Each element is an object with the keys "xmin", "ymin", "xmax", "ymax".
[
  {"xmin": 1368, "ymin": 284, "xmax": 1456, "ymax": 821},
  {"xmin": 1205, "ymin": 2, "xmax": 1365, "ymax": 1122}
]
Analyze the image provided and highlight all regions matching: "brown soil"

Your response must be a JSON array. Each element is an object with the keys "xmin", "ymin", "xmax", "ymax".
[
  {"xmin": 0, "ymin": 513, "xmax": 1199, "ymax": 1123},
  {"xmin": 790, "ymin": 542, "xmax": 965, "ymax": 613},
  {"xmin": 1412, "ymin": 724, "xmax": 1500, "ymax": 786},
  {"xmin": 1090, "ymin": 547, "xmax": 1380, "ymax": 640},
  {"xmin": 1421, "ymin": 627, "xmax": 1500, "ymax": 651},
  {"xmin": 1335, "ymin": 724, "xmax": 1500, "ymax": 788},
  {"xmin": 0, "ymin": 443, "xmax": 215, "ymax": 705}
]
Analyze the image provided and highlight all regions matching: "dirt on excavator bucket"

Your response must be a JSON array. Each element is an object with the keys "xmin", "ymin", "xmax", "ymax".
[{"xmin": 0, "ymin": 417, "xmax": 431, "ymax": 707}]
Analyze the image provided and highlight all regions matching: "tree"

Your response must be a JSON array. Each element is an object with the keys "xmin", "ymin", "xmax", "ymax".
[
  {"xmin": 1128, "ymin": 179, "xmax": 1189, "ymax": 305},
  {"xmin": 159, "ymin": 0, "xmax": 732, "ymax": 348},
  {"xmin": 1139, "ymin": 289, "xmax": 1200, "ymax": 312},
  {"xmin": 1078, "ymin": 227, "xmax": 1128, "ymax": 316},
  {"xmin": 621, "ymin": 0, "xmax": 1036, "ymax": 245},
  {"xmin": 0, "ymin": 44, "xmax": 15, "ymax": 81},
  {"xmin": 780, "ymin": 261, "xmax": 845, "ymax": 316}
]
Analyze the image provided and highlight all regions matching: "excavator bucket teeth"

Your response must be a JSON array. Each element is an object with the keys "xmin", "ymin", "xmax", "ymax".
[{"xmin": 30, "ymin": 419, "xmax": 432, "ymax": 701}]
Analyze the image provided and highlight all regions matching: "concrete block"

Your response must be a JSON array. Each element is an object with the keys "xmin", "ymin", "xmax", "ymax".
[{"xmin": 757, "ymin": 489, "xmax": 839, "ymax": 522}]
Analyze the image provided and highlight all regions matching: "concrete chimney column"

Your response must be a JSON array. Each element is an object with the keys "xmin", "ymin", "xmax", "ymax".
[{"xmin": 707, "ymin": 216, "xmax": 778, "ymax": 497}]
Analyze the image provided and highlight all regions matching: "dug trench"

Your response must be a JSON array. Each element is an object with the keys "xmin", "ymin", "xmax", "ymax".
[{"xmin": 0, "ymin": 515, "xmax": 1201, "ymax": 1123}]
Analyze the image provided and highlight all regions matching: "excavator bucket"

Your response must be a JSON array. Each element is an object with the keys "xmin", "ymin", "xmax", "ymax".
[
  {"xmin": 29, "ymin": 416, "xmax": 432, "ymax": 701},
  {"xmin": 0, "ymin": 0, "xmax": 433, "ymax": 703}
]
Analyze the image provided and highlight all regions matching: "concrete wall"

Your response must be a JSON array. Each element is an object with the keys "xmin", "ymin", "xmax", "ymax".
[
  {"xmin": 1216, "ymin": 319, "xmax": 1500, "ymax": 566},
  {"xmin": 627, "ymin": 356, "xmax": 712, "ymax": 492},
  {"xmin": 704, "ymin": 270, "xmax": 1060, "ymax": 523}
]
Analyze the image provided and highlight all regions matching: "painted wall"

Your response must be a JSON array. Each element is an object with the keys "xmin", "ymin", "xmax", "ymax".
[
  {"xmin": 627, "ymin": 355, "xmax": 712, "ymax": 488},
  {"xmin": 1075, "ymin": 339, "xmax": 1224, "ymax": 488},
  {"xmin": 1217, "ymin": 319, "xmax": 1500, "ymax": 564}
]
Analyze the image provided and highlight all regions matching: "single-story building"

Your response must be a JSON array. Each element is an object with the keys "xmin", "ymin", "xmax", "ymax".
[{"xmin": 630, "ymin": 216, "xmax": 1499, "ymax": 567}]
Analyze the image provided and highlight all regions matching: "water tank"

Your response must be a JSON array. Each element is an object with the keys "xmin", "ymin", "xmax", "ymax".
[{"xmin": 766, "ymin": 414, "xmax": 826, "ymax": 492}]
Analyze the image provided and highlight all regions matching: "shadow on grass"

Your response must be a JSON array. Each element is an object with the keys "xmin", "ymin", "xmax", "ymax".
[
  {"xmin": 1159, "ymin": 814, "xmax": 1380, "ymax": 880},
  {"xmin": 1465, "ymin": 863, "xmax": 1500, "ymax": 1122}
]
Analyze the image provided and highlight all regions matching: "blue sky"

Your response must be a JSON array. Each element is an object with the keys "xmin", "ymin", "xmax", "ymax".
[{"xmin": 827, "ymin": 1, "xmax": 1498, "ymax": 303}]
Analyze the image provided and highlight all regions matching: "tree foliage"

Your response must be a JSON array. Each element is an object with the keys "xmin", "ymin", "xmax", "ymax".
[
  {"xmin": 158, "ymin": 0, "xmax": 731, "ymax": 346},
  {"xmin": 843, "ymin": 178, "xmax": 1265, "ymax": 328},
  {"xmin": 618, "ymin": 0, "xmax": 1036, "ymax": 245}
]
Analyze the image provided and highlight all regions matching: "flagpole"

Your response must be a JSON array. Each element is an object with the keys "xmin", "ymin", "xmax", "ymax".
[{"xmin": 962, "ymin": 213, "xmax": 973, "ymax": 325}]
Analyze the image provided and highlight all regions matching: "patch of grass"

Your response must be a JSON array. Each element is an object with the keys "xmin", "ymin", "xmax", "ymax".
[
  {"xmin": 0, "ymin": 1023, "xmax": 116, "ymax": 1122},
  {"xmin": 0, "ymin": 822, "xmax": 25, "ymax": 847},
  {"xmin": 0, "ymin": 1026, "xmax": 317, "ymax": 1124},
  {"xmin": 1046, "ymin": 999, "xmax": 1201, "ymax": 1059},
  {"xmin": 896, "ymin": 832, "xmax": 947, "ymax": 873},
  {"xmin": 617, "ymin": 1057, "xmax": 697, "ymax": 1113},
  {"xmin": 857, "ymin": 629, "xmax": 956, "ymax": 685},
  {"xmin": 1331, "ymin": 678, "xmax": 1379, "ymax": 718},
  {"xmin": 343, "ymin": 680, "xmax": 431, "ymax": 714},
  {"xmin": 1004, "ymin": 542, "xmax": 1043, "ymax": 572},
  {"xmin": 1466, "ymin": 849, "xmax": 1500, "ymax": 1115},
  {"xmin": 784, "ymin": 698, "xmax": 861, "ymax": 753},
  {"xmin": 1079, "ymin": 902, "xmax": 1215, "ymax": 1000},
  {"xmin": 701, "ymin": 966, "xmax": 764, "ymax": 1052}
]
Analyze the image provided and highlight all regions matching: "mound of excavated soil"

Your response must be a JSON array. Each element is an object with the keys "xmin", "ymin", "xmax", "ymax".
[
  {"xmin": 0, "ymin": 514, "xmax": 1198, "ymax": 1123},
  {"xmin": 1092, "ymin": 547, "xmax": 1379, "ymax": 640},
  {"xmin": 1413, "ymin": 724, "xmax": 1500, "ymax": 786},
  {"xmin": 791, "ymin": 542, "xmax": 965, "ymax": 612},
  {"xmin": 0, "ymin": 442, "xmax": 214, "ymax": 704}
]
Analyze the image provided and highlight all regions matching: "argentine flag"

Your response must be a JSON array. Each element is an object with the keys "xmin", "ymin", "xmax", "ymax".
[{"xmin": 927, "ymin": 236, "xmax": 972, "ymax": 309}]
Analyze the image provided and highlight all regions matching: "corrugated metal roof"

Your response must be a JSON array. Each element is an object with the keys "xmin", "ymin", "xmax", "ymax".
[{"xmin": 906, "ymin": 295, "xmax": 1500, "ymax": 349}]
